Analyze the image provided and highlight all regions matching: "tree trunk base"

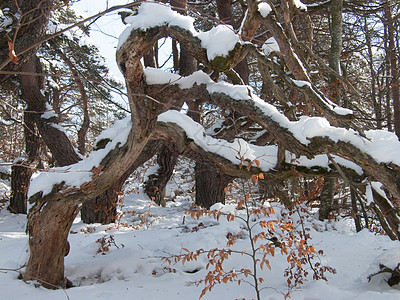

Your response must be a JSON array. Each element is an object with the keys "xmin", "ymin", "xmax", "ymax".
[
  {"xmin": 195, "ymin": 162, "xmax": 232, "ymax": 209},
  {"xmin": 24, "ymin": 199, "xmax": 80, "ymax": 289}
]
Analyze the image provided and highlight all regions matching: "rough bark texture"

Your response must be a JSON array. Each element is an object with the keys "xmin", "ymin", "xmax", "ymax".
[
  {"xmin": 9, "ymin": 165, "xmax": 30, "ymax": 214},
  {"xmin": 24, "ymin": 199, "xmax": 80, "ymax": 289},
  {"xmin": 350, "ymin": 188, "xmax": 362, "ymax": 232},
  {"xmin": 195, "ymin": 163, "xmax": 233, "ymax": 209},
  {"xmin": 24, "ymin": 27, "xmax": 165, "ymax": 286},
  {"xmin": 384, "ymin": 2, "xmax": 400, "ymax": 139},
  {"xmin": 80, "ymin": 186, "xmax": 119, "ymax": 225},
  {"xmin": 82, "ymin": 139, "xmax": 162, "ymax": 223},
  {"xmin": 0, "ymin": 0, "xmax": 55, "ymax": 84},
  {"xmin": 144, "ymin": 145, "xmax": 180, "ymax": 206},
  {"xmin": 9, "ymin": 110, "xmax": 40, "ymax": 214},
  {"xmin": 319, "ymin": 177, "xmax": 336, "ymax": 220},
  {"xmin": 372, "ymin": 187, "xmax": 400, "ymax": 240},
  {"xmin": 328, "ymin": 0, "xmax": 343, "ymax": 77},
  {"xmin": 19, "ymin": 55, "xmax": 81, "ymax": 167}
]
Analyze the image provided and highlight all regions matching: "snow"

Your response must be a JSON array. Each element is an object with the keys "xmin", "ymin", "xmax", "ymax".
[
  {"xmin": 2, "ymin": 178, "xmax": 400, "ymax": 300},
  {"xmin": 144, "ymin": 68, "xmax": 400, "ymax": 169},
  {"xmin": 197, "ymin": 25, "xmax": 239, "ymax": 61},
  {"xmin": 0, "ymin": 163, "xmax": 11, "ymax": 175},
  {"xmin": 292, "ymin": 79, "xmax": 312, "ymax": 88},
  {"xmin": 118, "ymin": 2, "xmax": 241, "ymax": 61},
  {"xmin": 286, "ymin": 152, "xmax": 364, "ymax": 175},
  {"xmin": 123, "ymin": 2, "xmax": 195, "ymax": 32},
  {"xmin": 333, "ymin": 106, "xmax": 354, "ymax": 115},
  {"xmin": 28, "ymin": 117, "xmax": 132, "ymax": 198},
  {"xmin": 0, "ymin": 8, "xmax": 15, "ymax": 33},
  {"xmin": 262, "ymin": 37, "xmax": 280, "ymax": 56},
  {"xmin": 258, "ymin": 3, "xmax": 272, "ymax": 18},
  {"xmin": 144, "ymin": 68, "xmax": 213, "ymax": 88},
  {"xmin": 158, "ymin": 111, "xmax": 278, "ymax": 171},
  {"xmin": 371, "ymin": 182, "xmax": 388, "ymax": 200},
  {"xmin": 0, "ymin": 118, "xmax": 13, "ymax": 125},
  {"xmin": 41, "ymin": 103, "xmax": 58, "ymax": 120},
  {"xmin": 366, "ymin": 183, "xmax": 374, "ymax": 205},
  {"xmin": 294, "ymin": 0, "xmax": 307, "ymax": 11}
]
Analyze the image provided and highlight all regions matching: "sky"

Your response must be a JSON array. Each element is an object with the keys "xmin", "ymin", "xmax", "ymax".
[{"xmin": 72, "ymin": 0, "xmax": 132, "ymax": 82}]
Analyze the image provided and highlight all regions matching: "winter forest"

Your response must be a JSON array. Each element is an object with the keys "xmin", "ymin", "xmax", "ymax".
[{"xmin": 1, "ymin": 0, "xmax": 400, "ymax": 299}]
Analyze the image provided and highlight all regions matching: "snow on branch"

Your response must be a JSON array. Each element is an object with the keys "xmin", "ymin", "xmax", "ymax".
[
  {"xmin": 157, "ymin": 110, "xmax": 364, "ymax": 178},
  {"xmin": 158, "ymin": 110, "xmax": 278, "ymax": 171},
  {"xmin": 144, "ymin": 67, "xmax": 400, "ymax": 198},
  {"xmin": 119, "ymin": 2, "xmax": 353, "ymax": 125},
  {"xmin": 144, "ymin": 67, "xmax": 400, "ymax": 166},
  {"xmin": 118, "ymin": 2, "xmax": 240, "ymax": 62},
  {"xmin": 28, "ymin": 117, "xmax": 132, "ymax": 198}
]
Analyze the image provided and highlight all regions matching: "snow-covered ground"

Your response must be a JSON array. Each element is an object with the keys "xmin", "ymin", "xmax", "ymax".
[{"xmin": 1, "ymin": 171, "xmax": 400, "ymax": 300}]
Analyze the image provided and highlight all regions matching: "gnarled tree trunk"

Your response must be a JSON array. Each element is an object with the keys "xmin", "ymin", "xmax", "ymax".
[{"xmin": 24, "ymin": 198, "xmax": 80, "ymax": 289}]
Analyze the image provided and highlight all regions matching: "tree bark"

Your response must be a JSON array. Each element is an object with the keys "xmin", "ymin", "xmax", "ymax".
[
  {"xmin": 384, "ymin": 2, "xmax": 400, "ymax": 139},
  {"xmin": 24, "ymin": 198, "xmax": 80, "ymax": 289},
  {"xmin": 144, "ymin": 145, "xmax": 180, "ymax": 206},
  {"xmin": 195, "ymin": 162, "xmax": 233, "ymax": 209},
  {"xmin": 55, "ymin": 48, "xmax": 90, "ymax": 156},
  {"xmin": 80, "ymin": 186, "xmax": 119, "ymax": 224},
  {"xmin": 0, "ymin": 0, "xmax": 55, "ymax": 84},
  {"xmin": 82, "ymin": 140, "xmax": 162, "ymax": 222},
  {"xmin": 9, "ymin": 115, "xmax": 40, "ymax": 214},
  {"xmin": 350, "ymin": 188, "xmax": 362, "ymax": 232},
  {"xmin": 318, "ymin": 177, "xmax": 336, "ymax": 220},
  {"xmin": 9, "ymin": 164, "xmax": 31, "ymax": 214},
  {"xmin": 372, "ymin": 187, "xmax": 400, "ymax": 240}
]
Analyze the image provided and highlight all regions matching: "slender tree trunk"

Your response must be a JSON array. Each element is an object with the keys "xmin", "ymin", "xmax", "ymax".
[
  {"xmin": 9, "ymin": 56, "xmax": 44, "ymax": 213},
  {"xmin": 9, "ymin": 112, "xmax": 40, "ymax": 214},
  {"xmin": 328, "ymin": 0, "xmax": 343, "ymax": 103},
  {"xmin": 384, "ymin": 25, "xmax": 393, "ymax": 131},
  {"xmin": 351, "ymin": 188, "xmax": 362, "ymax": 232},
  {"xmin": 56, "ymin": 49, "xmax": 90, "ymax": 156},
  {"xmin": 384, "ymin": 2, "xmax": 400, "ymax": 139},
  {"xmin": 19, "ymin": 55, "xmax": 81, "ymax": 167},
  {"xmin": 195, "ymin": 163, "xmax": 233, "ymax": 209},
  {"xmin": 0, "ymin": 0, "xmax": 54, "ymax": 84},
  {"xmin": 364, "ymin": 16, "xmax": 382, "ymax": 128},
  {"xmin": 319, "ymin": 0, "xmax": 342, "ymax": 219},
  {"xmin": 319, "ymin": 177, "xmax": 336, "ymax": 220}
]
